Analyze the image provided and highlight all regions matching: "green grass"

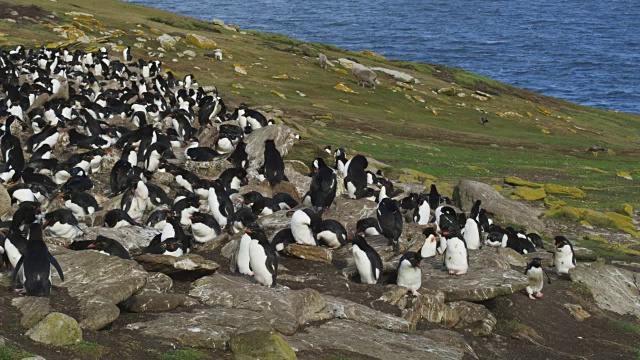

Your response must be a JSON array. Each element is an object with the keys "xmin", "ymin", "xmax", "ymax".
[
  {"xmin": 634, "ymin": 348, "xmax": 640, "ymax": 360},
  {"xmin": 617, "ymin": 321, "xmax": 640, "ymax": 335},
  {"xmin": 0, "ymin": 345, "xmax": 34, "ymax": 360},
  {"xmin": 148, "ymin": 349, "xmax": 209, "ymax": 360},
  {"xmin": 69, "ymin": 341, "xmax": 110, "ymax": 359},
  {"xmin": 574, "ymin": 238, "xmax": 635, "ymax": 262}
]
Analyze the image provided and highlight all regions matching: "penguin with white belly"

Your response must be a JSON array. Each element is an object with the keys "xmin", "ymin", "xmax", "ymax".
[
  {"xmin": 247, "ymin": 226, "xmax": 278, "ymax": 287},
  {"xmin": 316, "ymin": 219, "xmax": 347, "ymax": 248},
  {"xmin": 525, "ymin": 257, "xmax": 551, "ymax": 300},
  {"xmin": 352, "ymin": 235, "xmax": 383, "ymax": 285},
  {"xmin": 43, "ymin": 209, "xmax": 81, "ymax": 238},
  {"xmin": 420, "ymin": 227, "xmax": 438, "ymax": 258},
  {"xmin": 396, "ymin": 251, "xmax": 422, "ymax": 297},
  {"xmin": 462, "ymin": 217, "xmax": 482, "ymax": 250},
  {"xmin": 443, "ymin": 231, "xmax": 469, "ymax": 275},
  {"xmin": 290, "ymin": 208, "xmax": 322, "ymax": 246},
  {"xmin": 553, "ymin": 235, "xmax": 576, "ymax": 275}
]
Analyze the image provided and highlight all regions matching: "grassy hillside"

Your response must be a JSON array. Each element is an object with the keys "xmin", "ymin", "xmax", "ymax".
[{"xmin": 1, "ymin": 0, "xmax": 639, "ymax": 247}]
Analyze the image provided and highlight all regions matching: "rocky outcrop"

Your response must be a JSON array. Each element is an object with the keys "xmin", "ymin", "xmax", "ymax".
[
  {"xmin": 51, "ymin": 251, "xmax": 148, "ymax": 330},
  {"xmin": 370, "ymin": 67, "xmax": 415, "ymax": 83},
  {"xmin": 285, "ymin": 320, "xmax": 466, "ymax": 360},
  {"xmin": 79, "ymin": 226, "xmax": 159, "ymax": 251},
  {"xmin": 121, "ymin": 294, "xmax": 186, "ymax": 313},
  {"xmin": 126, "ymin": 308, "xmax": 270, "ymax": 349},
  {"xmin": 318, "ymin": 295, "xmax": 412, "ymax": 332},
  {"xmin": 189, "ymin": 274, "xmax": 325, "ymax": 335},
  {"xmin": 11, "ymin": 297, "xmax": 51, "ymax": 329},
  {"xmin": 25, "ymin": 312, "xmax": 82, "ymax": 346},
  {"xmin": 454, "ymin": 180, "xmax": 545, "ymax": 232},
  {"xmin": 245, "ymin": 125, "xmax": 298, "ymax": 168},
  {"xmin": 134, "ymin": 254, "xmax": 220, "ymax": 277},
  {"xmin": 284, "ymin": 244, "xmax": 333, "ymax": 263},
  {"xmin": 447, "ymin": 301, "xmax": 496, "ymax": 336},
  {"xmin": 570, "ymin": 263, "xmax": 640, "ymax": 319}
]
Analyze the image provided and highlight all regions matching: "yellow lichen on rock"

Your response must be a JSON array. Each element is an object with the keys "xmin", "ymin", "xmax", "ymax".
[
  {"xmin": 334, "ymin": 83, "xmax": 356, "ymax": 93},
  {"xmin": 397, "ymin": 168, "xmax": 437, "ymax": 184},
  {"xmin": 270, "ymin": 90, "xmax": 286, "ymax": 99},
  {"xmin": 360, "ymin": 50, "xmax": 387, "ymax": 60},
  {"xmin": 616, "ymin": 171, "xmax": 633, "ymax": 180},
  {"xmin": 544, "ymin": 184, "xmax": 585, "ymax": 198},
  {"xmin": 272, "ymin": 74, "xmax": 289, "ymax": 79},
  {"xmin": 513, "ymin": 186, "xmax": 546, "ymax": 201},
  {"xmin": 541, "ymin": 129, "xmax": 550, "ymax": 134},
  {"xmin": 333, "ymin": 68, "xmax": 348, "ymax": 75},
  {"xmin": 545, "ymin": 206, "xmax": 639, "ymax": 236},
  {"xmin": 535, "ymin": 105, "xmax": 552, "ymax": 116},
  {"xmin": 234, "ymin": 64, "xmax": 247, "ymax": 75},
  {"xmin": 583, "ymin": 166, "xmax": 608, "ymax": 174},
  {"xmin": 187, "ymin": 33, "xmax": 217, "ymax": 49},
  {"xmin": 504, "ymin": 176, "xmax": 542, "ymax": 188},
  {"xmin": 619, "ymin": 203, "xmax": 633, "ymax": 217}
]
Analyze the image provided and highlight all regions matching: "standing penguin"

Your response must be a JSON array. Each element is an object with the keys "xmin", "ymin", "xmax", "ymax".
[
  {"xmin": 412, "ymin": 196, "xmax": 431, "ymax": 226},
  {"xmin": 237, "ymin": 228, "xmax": 254, "ymax": 276},
  {"xmin": 208, "ymin": 180, "xmax": 234, "ymax": 229},
  {"xmin": 12, "ymin": 222, "xmax": 65, "ymax": 296},
  {"xmin": 525, "ymin": 257, "xmax": 551, "ymax": 300},
  {"xmin": 396, "ymin": 251, "xmax": 422, "ymax": 296},
  {"xmin": 290, "ymin": 208, "xmax": 322, "ymax": 246},
  {"xmin": 352, "ymin": 235, "xmax": 383, "ymax": 284},
  {"xmin": 553, "ymin": 235, "xmax": 576, "ymax": 275},
  {"xmin": 420, "ymin": 227, "xmax": 438, "ymax": 258},
  {"xmin": 377, "ymin": 197, "xmax": 403, "ymax": 254},
  {"xmin": 462, "ymin": 218, "xmax": 482, "ymax": 250},
  {"xmin": 309, "ymin": 158, "xmax": 337, "ymax": 209},
  {"xmin": 247, "ymin": 226, "xmax": 278, "ymax": 287},
  {"xmin": 263, "ymin": 139, "xmax": 285, "ymax": 187},
  {"xmin": 443, "ymin": 231, "xmax": 468, "ymax": 275}
]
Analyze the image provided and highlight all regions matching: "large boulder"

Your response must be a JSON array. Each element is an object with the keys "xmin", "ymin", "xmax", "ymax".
[
  {"xmin": 454, "ymin": 180, "xmax": 545, "ymax": 232},
  {"xmin": 11, "ymin": 297, "xmax": 51, "ymax": 329},
  {"xmin": 245, "ymin": 125, "xmax": 298, "ymax": 169},
  {"xmin": 318, "ymin": 295, "xmax": 412, "ymax": 333},
  {"xmin": 322, "ymin": 197, "xmax": 378, "ymax": 233},
  {"xmin": 447, "ymin": 301, "xmax": 496, "ymax": 336},
  {"xmin": 570, "ymin": 263, "xmax": 640, "ymax": 319},
  {"xmin": 78, "ymin": 225, "xmax": 160, "ymax": 251},
  {"xmin": 126, "ymin": 308, "xmax": 270, "ymax": 349},
  {"xmin": 284, "ymin": 320, "xmax": 466, "ymax": 360},
  {"xmin": 189, "ymin": 274, "xmax": 325, "ymax": 335},
  {"xmin": 25, "ymin": 312, "xmax": 82, "ymax": 346},
  {"xmin": 51, "ymin": 251, "xmax": 148, "ymax": 330},
  {"xmin": 370, "ymin": 67, "xmax": 415, "ymax": 83}
]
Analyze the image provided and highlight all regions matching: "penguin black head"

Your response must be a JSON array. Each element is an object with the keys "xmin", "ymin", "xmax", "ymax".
[
  {"xmin": 400, "ymin": 251, "xmax": 422, "ymax": 268},
  {"xmin": 422, "ymin": 227, "xmax": 437, "ymax": 238},
  {"xmin": 529, "ymin": 257, "xmax": 543, "ymax": 268},
  {"xmin": 554, "ymin": 235, "xmax": 571, "ymax": 248}
]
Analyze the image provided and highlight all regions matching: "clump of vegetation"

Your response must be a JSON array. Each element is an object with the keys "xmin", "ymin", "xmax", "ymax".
[
  {"xmin": 0, "ymin": 345, "xmax": 35, "ymax": 360},
  {"xmin": 149, "ymin": 348, "xmax": 209, "ymax": 360}
]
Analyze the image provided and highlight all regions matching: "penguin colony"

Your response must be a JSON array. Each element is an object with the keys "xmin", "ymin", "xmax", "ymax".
[{"xmin": 0, "ymin": 45, "xmax": 574, "ymax": 300}]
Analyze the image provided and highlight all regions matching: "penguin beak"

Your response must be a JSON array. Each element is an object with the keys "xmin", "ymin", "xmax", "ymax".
[
  {"xmin": 189, "ymin": 216, "xmax": 194, "ymax": 220},
  {"xmin": 245, "ymin": 228, "xmax": 253, "ymax": 235},
  {"xmin": 87, "ymin": 243, "xmax": 96, "ymax": 249},
  {"xmin": 43, "ymin": 220, "xmax": 49, "ymax": 227}
]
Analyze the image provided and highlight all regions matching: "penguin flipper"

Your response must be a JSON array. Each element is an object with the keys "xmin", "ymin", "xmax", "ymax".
[
  {"xmin": 11, "ymin": 255, "xmax": 24, "ymax": 286},
  {"xmin": 49, "ymin": 253, "xmax": 64, "ymax": 282}
]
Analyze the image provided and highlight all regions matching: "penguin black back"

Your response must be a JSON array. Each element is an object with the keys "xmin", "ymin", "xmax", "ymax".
[{"xmin": 263, "ymin": 139, "xmax": 285, "ymax": 187}]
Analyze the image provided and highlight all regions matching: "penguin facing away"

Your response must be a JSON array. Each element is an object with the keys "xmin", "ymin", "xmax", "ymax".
[
  {"xmin": 263, "ymin": 139, "xmax": 285, "ymax": 187},
  {"xmin": 316, "ymin": 219, "xmax": 347, "ymax": 248},
  {"xmin": 525, "ymin": 257, "xmax": 551, "ymax": 300},
  {"xmin": 396, "ymin": 251, "xmax": 422, "ymax": 296},
  {"xmin": 12, "ymin": 222, "xmax": 65, "ymax": 296},
  {"xmin": 377, "ymin": 197, "xmax": 403, "ymax": 255},
  {"xmin": 352, "ymin": 235, "xmax": 383, "ymax": 285}
]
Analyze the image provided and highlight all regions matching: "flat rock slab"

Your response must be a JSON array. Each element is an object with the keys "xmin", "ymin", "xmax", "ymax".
[
  {"xmin": 137, "ymin": 272, "xmax": 173, "ymax": 295},
  {"xmin": 51, "ymin": 251, "xmax": 148, "ymax": 330},
  {"xmin": 122, "ymin": 294, "xmax": 186, "ymax": 313},
  {"xmin": 318, "ymin": 295, "xmax": 412, "ymax": 333},
  {"xmin": 284, "ymin": 244, "xmax": 333, "ymax": 263},
  {"xmin": 421, "ymin": 257, "xmax": 528, "ymax": 302},
  {"xmin": 570, "ymin": 263, "xmax": 640, "ymax": 319},
  {"xmin": 245, "ymin": 125, "xmax": 297, "ymax": 168},
  {"xmin": 285, "ymin": 320, "xmax": 465, "ymax": 360},
  {"xmin": 454, "ymin": 180, "xmax": 545, "ymax": 232},
  {"xmin": 189, "ymin": 274, "xmax": 325, "ymax": 335},
  {"xmin": 79, "ymin": 226, "xmax": 160, "ymax": 251},
  {"xmin": 126, "ymin": 308, "xmax": 268, "ymax": 349},
  {"xmin": 134, "ymin": 254, "xmax": 220, "ymax": 277},
  {"xmin": 322, "ymin": 197, "xmax": 377, "ymax": 233}
]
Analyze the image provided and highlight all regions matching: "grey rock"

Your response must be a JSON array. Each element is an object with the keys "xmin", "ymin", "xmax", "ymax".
[
  {"xmin": 126, "ymin": 308, "xmax": 269, "ymax": 349},
  {"xmin": 0, "ymin": 272, "xmax": 12, "ymax": 286},
  {"xmin": 230, "ymin": 330, "xmax": 297, "ymax": 360},
  {"xmin": 283, "ymin": 162, "xmax": 310, "ymax": 199},
  {"xmin": 137, "ymin": 272, "xmax": 173, "ymax": 294},
  {"xmin": 189, "ymin": 274, "xmax": 325, "ymax": 335},
  {"xmin": 574, "ymin": 246, "xmax": 597, "ymax": 261},
  {"xmin": 245, "ymin": 125, "xmax": 298, "ymax": 168},
  {"xmin": 320, "ymin": 295, "xmax": 412, "ymax": 332},
  {"xmin": 421, "ymin": 255, "xmax": 528, "ymax": 302},
  {"xmin": 285, "ymin": 320, "xmax": 465, "ymax": 360},
  {"xmin": 79, "ymin": 225, "xmax": 159, "ymax": 251},
  {"xmin": 211, "ymin": 18, "xmax": 225, "ymax": 26},
  {"xmin": 370, "ymin": 67, "xmax": 415, "ymax": 83},
  {"xmin": 183, "ymin": 50, "xmax": 196, "ymax": 58},
  {"xmin": 122, "ymin": 294, "xmax": 186, "ymax": 313},
  {"xmin": 447, "ymin": 301, "xmax": 496, "ymax": 336},
  {"xmin": 157, "ymin": 34, "xmax": 177, "ymax": 50},
  {"xmin": 454, "ymin": 180, "xmax": 545, "ymax": 232},
  {"xmin": 401, "ymin": 289, "xmax": 459, "ymax": 329},
  {"xmin": 51, "ymin": 251, "xmax": 148, "ymax": 330},
  {"xmin": 183, "ymin": 158, "xmax": 233, "ymax": 179},
  {"xmin": 134, "ymin": 254, "xmax": 219, "ymax": 277},
  {"xmin": 322, "ymin": 197, "xmax": 377, "ymax": 234},
  {"xmin": 25, "ymin": 312, "xmax": 82, "ymax": 346},
  {"xmin": 284, "ymin": 244, "xmax": 333, "ymax": 263},
  {"xmin": 11, "ymin": 297, "xmax": 51, "ymax": 329},
  {"xmin": 0, "ymin": 184, "xmax": 10, "ymax": 219},
  {"xmin": 570, "ymin": 263, "xmax": 640, "ymax": 319},
  {"xmin": 498, "ymin": 247, "xmax": 527, "ymax": 267}
]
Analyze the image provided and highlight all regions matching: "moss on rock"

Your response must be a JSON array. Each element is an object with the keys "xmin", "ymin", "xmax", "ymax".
[
  {"xmin": 544, "ymin": 184, "xmax": 585, "ymax": 198},
  {"xmin": 25, "ymin": 312, "xmax": 82, "ymax": 346},
  {"xmin": 187, "ymin": 33, "xmax": 217, "ymax": 49},
  {"xmin": 504, "ymin": 176, "xmax": 542, "ymax": 188},
  {"xmin": 513, "ymin": 186, "xmax": 546, "ymax": 201},
  {"xmin": 545, "ymin": 206, "xmax": 638, "ymax": 236},
  {"xmin": 619, "ymin": 203, "xmax": 633, "ymax": 217},
  {"xmin": 230, "ymin": 330, "xmax": 297, "ymax": 360}
]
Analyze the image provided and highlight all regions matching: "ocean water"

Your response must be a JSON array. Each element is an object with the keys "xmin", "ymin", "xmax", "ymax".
[{"xmin": 125, "ymin": 0, "xmax": 640, "ymax": 114}]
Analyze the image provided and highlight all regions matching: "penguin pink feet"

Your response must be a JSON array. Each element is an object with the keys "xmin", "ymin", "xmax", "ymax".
[
  {"xmin": 535, "ymin": 292, "xmax": 544, "ymax": 298},
  {"xmin": 411, "ymin": 290, "xmax": 421, "ymax": 297},
  {"xmin": 528, "ymin": 293, "xmax": 536, "ymax": 300},
  {"xmin": 14, "ymin": 288, "xmax": 26, "ymax": 294},
  {"xmin": 448, "ymin": 269, "xmax": 456, "ymax": 275}
]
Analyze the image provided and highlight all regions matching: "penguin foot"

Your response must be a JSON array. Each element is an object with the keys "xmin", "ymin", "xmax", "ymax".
[
  {"xmin": 528, "ymin": 294, "xmax": 536, "ymax": 300},
  {"xmin": 14, "ymin": 288, "xmax": 26, "ymax": 294},
  {"xmin": 535, "ymin": 292, "xmax": 543, "ymax": 298},
  {"xmin": 448, "ymin": 270, "xmax": 456, "ymax": 275},
  {"xmin": 411, "ymin": 290, "xmax": 421, "ymax": 297}
]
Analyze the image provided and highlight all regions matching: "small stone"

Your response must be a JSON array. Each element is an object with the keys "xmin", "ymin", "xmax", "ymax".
[
  {"xmin": 234, "ymin": 64, "xmax": 247, "ymax": 75},
  {"xmin": 284, "ymin": 244, "xmax": 332, "ymax": 263},
  {"xmin": 563, "ymin": 303, "xmax": 591, "ymax": 321},
  {"xmin": 187, "ymin": 33, "xmax": 217, "ymax": 49},
  {"xmin": 212, "ymin": 18, "xmax": 225, "ymax": 26},
  {"xmin": 183, "ymin": 50, "xmax": 196, "ymax": 57},
  {"xmin": 26, "ymin": 313, "xmax": 82, "ymax": 346},
  {"xmin": 157, "ymin": 34, "xmax": 177, "ymax": 50}
]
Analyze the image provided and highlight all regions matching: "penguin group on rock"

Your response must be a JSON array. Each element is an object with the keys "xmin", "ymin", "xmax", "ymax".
[{"xmin": 0, "ymin": 45, "xmax": 574, "ymax": 303}]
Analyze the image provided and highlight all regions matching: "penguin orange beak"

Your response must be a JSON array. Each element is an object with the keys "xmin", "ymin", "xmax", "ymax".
[
  {"xmin": 43, "ymin": 220, "xmax": 49, "ymax": 227},
  {"xmin": 87, "ymin": 243, "xmax": 96, "ymax": 249},
  {"xmin": 245, "ymin": 228, "xmax": 253, "ymax": 235},
  {"xmin": 189, "ymin": 216, "xmax": 194, "ymax": 220}
]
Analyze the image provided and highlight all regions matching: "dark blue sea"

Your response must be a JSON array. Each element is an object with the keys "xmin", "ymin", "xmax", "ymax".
[{"xmin": 124, "ymin": 0, "xmax": 640, "ymax": 114}]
